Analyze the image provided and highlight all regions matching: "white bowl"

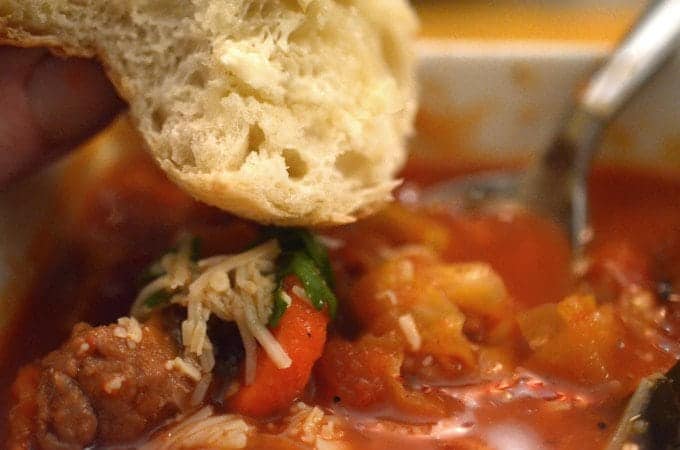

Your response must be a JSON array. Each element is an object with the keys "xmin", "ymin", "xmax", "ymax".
[{"xmin": 414, "ymin": 39, "xmax": 680, "ymax": 171}]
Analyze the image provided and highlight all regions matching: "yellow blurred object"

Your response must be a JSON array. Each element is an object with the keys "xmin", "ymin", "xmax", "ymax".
[
  {"xmin": 518, "ymin": 294, "xmax": 627, "ymax": 386},
  {"xmin": 415, "ymin": 2, "xmax": 642, "ymax": 42}
]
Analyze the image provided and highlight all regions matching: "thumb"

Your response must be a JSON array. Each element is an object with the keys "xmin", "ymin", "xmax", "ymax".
[{"xmin": 0, "ymin": 47, "xmax": 123, "ymax": 186}]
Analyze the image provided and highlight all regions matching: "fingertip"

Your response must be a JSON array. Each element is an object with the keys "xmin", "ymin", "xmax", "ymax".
[
  {"xmin": 0, "ymin": 47, "xmax": 45, "ymax": 186},
  {"xmin": 27, "ymin": 55, "xmax": 123, "ymax": 147},
  {"xmin": 0, "ymin": 48, "xmax": 123, "ymax": 187}
]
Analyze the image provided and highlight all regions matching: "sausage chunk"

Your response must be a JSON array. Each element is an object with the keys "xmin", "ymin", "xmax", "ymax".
[
  {"xmin": 36, "ymin": 369, "xmax": 97, "ymax": 450},
  {"xmin": 9, "ymin": 318, "xmax": 195, "ymax": 449}
]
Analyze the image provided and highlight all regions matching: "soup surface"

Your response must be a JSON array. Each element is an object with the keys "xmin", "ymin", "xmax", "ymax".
[{"xmin": 1, "ymin": 143, "xmax": 679, "ymax": 449}]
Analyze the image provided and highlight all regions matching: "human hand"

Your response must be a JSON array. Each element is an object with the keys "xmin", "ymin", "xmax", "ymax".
[{"xmin": 0, "ymin": 46, "xmax": 123, "ymax": 187}]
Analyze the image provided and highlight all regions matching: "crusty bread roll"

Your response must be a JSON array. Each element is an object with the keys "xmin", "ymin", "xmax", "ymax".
[{"xmin": 0, "ymin": 0, "xmax": 417, "ymax": 225}]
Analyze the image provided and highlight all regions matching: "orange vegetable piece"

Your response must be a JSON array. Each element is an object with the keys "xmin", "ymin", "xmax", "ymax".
[
  {"xmin": 316, "ymin": 333, "xmax": 446, "ymax": 418},
  {"xmin": 228, "ymin": 276, "xmax": 329, "ymax": 417},
  {"xmin": 316, "ymin": 333, "xmax": 403, "ymax": 408},
  {"xmin": 519, "ymin": 295, "xmax": 626, "ymax": 386}
]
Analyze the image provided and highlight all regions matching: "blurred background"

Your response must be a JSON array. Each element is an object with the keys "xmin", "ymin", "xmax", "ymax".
[{"xmin": 412, "ymin": 0, "xmax": 646, "ymax": 42}]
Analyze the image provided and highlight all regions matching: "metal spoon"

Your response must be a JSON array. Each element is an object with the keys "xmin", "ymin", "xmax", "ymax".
[{"xmin": 423, "ymin": 0, "xmax": 680, "ymax": 256}]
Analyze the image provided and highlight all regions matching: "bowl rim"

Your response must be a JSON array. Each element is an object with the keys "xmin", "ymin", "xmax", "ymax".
[{"xmin": 417, "ymin": 38, "xmax": 610, "ymax": 59}]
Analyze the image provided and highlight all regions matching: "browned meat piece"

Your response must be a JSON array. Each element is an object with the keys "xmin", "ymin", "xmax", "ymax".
[
  {"xmin": 37, "ymin": 369, "xmax": 97, "ymax": 450},
  {"xmin": 9, "ymin": 318, "xmax": 195, "ymax": 449}
]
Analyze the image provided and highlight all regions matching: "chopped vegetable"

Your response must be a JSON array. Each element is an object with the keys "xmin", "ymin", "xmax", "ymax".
[
  {"xmin": 315, "ymin": 332, "xmax": 446, "ymax": 418},
  {"xmin": 283, "ymin": 252, "xmax": 337, "ymax": 313},
  {"xmin": 228, "ymin": 277, "xmax": 329, "ymax": 417},
  {"xmin": 267, "ymin": 228, "xmax": 337, "ymax": 326},
  {"xmin": 269, "ymin": 251, "xmax": 337, "ymax": 325},
  {"xmin": 297, "ymin": 230, "xmax": 334, "ymax": 288},
  {"xmin": 267, "ymin": 228, "xmax": 334, "ymax": 285}
]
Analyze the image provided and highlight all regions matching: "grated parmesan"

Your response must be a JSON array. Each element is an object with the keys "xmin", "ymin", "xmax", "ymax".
[
  {"xmin": 292, "ymin": 285, "xmax": 307, "ymax": 300},
  {"xmin": 280, "ymin": 290, "xmax": 293, "ymax": 306},
  {"xmin": 141, "ymin": 407, "xmax": 253, "ymax": 450},
  {"xmin": 133, "ymin": 239, "xmax": 291, "ymax": 385},
  {"xmin": 284, "ymin": 402, "xmax": 345, "ymax": 448},
  {"xmin": 398, "ymin": 313, "xmax": 422, "ymax": 351},
  {"xmin": 113, "ymin": 317, "xmax": 143, "ymax": 349},
  {"xmin": 165, "ymin": 357, "xmax": 202, "ymax": 382},
  {"xmin": 191, "ymin": 374, "xmax": 213, "ymax": 406},
  {"xmin": 77, "ymin": 342, "xmax": 90, "ymax": 355},
  {"xmin": 103, "ymin": 375, "xmax": 125, "ymax": 394}
]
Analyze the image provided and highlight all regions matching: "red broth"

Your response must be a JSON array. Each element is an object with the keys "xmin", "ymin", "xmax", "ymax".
[{"xmin": 1, "ymin": 148, "xmax": 679, "ymax": 449}]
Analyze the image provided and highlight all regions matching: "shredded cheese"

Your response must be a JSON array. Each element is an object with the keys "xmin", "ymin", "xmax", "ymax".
[
  {"xmin": 292, "ymin": 285, "xmax": 307, "ymax": 300},
  {"xmin": 398, "ymin": 313, "xmax": 422, "ymax": 351},
  {"xmin": 191, "ymin": 374, "xmax": 213, "ymax": 406},
  {"xmin": 113, "ymin": 317, "xmax": 143, "ymax": 349},
  {"xmin": 133, "ymin": 240, "xmax": 290, "ymax": 385},
  {"xmin": 103, "ymin": 375, "xmax": 125, "ymax": 394},
  {"xmin": 280, "ymin": 291, "xmax": 293, "ymax": 306},
  {"xmin": 284, "ymin": 402, "xmax": 345, "ymax": 447},
  {"xmin": 166, "ymin": 357, "xmax": 202, "ymax": 382},
  {"xmin": 141, "ymin": 407, "xmax": 253, "ymax": 450}
]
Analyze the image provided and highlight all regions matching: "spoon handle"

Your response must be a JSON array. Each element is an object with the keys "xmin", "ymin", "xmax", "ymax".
[
  {"xmin": 580, "ymin": 0, "xmax": 680, "ymax": 120},
  {"xmin": 528, "ymin": 0, "xmax": 680, "ymax": 252}
]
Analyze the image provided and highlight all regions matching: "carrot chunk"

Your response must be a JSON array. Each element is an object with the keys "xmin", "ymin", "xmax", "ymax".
[{"xmin": 228, "ymin": 276, "xmax": 329, "ymax": 417}]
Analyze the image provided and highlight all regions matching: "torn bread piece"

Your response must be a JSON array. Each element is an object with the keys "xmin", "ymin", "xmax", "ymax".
[{"xmin": 0, "ymin": 0, "xmax": 418, "ymax": 225}]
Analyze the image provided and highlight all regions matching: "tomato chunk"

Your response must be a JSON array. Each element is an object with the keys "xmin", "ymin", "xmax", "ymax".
[{"xmin": 316, "ymin": 333, "xmax": 448, "ymax": 418}]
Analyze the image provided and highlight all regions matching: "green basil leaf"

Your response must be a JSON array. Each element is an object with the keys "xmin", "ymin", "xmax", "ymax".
[
  {"xmin": 298, "ymin": 230, "xmax": 334, "ymax": 288},
  {"xmin": 143, "ymin": 289, "xmax": 173, "ymax": 309},
  {"xmin": 264, "ymin": 228, "xmax": 338, "ymax": 325},
  {"xmin": 287, "ymin": 251, "xmax": 337, "ymax": 318},
  {"xmin": 267, "ymin": 228, "xmax": 335, "ymax": 286}
]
